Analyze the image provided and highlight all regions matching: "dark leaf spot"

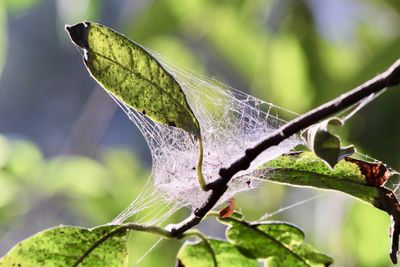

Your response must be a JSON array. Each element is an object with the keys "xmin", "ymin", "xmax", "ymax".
[{"xmin": 345, "ymin": 157, "xmax": 390, "ymax": 186}]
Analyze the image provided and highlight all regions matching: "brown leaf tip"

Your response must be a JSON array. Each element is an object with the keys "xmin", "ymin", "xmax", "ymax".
[{"xmin": 345, "ymin": 157, "xmax": 391, "ymax": 186}]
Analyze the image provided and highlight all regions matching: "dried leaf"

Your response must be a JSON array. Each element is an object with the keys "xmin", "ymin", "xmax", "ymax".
[
  {"xmin": 219, "ymin": 198, "xmax": 236, "ymax": 219},
  {"xmin": 345, "ymin": 157, "xmax": 390, "ymax": 187}
]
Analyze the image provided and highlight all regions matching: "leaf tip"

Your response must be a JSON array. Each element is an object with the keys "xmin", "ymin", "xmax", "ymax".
[
  {"xmin": 65, "ymin": 22, "xmax": 90, "ymax": 50},
  {"xmin": 176, "ymin": 259, "xmax": 185, "ymax": 267},
  {"xmin": 326, "ymin": 145, "xmax": 356, "ymax": 168},
  {"xmin": 390, "ymin": 252, "xmax": 398, "ymax": 264}
]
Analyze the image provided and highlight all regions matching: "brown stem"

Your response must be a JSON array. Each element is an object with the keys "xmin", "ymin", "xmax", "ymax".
[
  {"xmin": 73, "ymin": 60, "xmax": 400, "ymax": 266},
  {"xmin": 170, "ymin": 59, "xmax": 400, "ymax": 237}
]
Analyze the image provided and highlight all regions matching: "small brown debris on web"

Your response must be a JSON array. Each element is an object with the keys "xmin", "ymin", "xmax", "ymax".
[{"xmin": 219, "ymin": 198, "xmax": 236, "ymax": 218}]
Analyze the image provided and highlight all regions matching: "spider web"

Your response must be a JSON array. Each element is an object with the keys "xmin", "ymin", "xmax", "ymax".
[
  {"xmin": 109, "ymin": 50, "xmax": 400, "ymax": 228},
  {"xmin": 111, "ymin": 51, "xmax": 302, "ymax": 225},
  {"xmin": 106, "ymin": 49, "xmax": 400, "ymax": 266}
]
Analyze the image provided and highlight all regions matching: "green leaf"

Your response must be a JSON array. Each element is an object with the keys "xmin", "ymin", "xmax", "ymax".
[
  {"xmin": 0, "ymin": 225, "xmax": 128, "ymax": 267},
  {"xmin": 221, "ymin": 219, "xmax": 333, "ymax": 266},
  {"xmin": 177, "ymin": 239, "xmax": 259, "ymax": 267},
  {"xmin": 254, "ymin": 151, "xmax": 390, "ymax": 205},
  {"xmin": 65, "ymin": 21, "xmax": 200, "ymax": 136},
  {"xmin": 301, "ymin": 117, "xmax": 355, "ymax": 168},
  {"xmin": 66, "ymin": 22, "xmax": 208, "ymax": 190},
  {"xmin": 254, "ymin": 151, "xmax": 400, "ymax": 263}
]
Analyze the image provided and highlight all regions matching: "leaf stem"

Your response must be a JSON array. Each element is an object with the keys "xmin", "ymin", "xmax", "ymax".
[{"xmin": 197, "ymin": 135, "xmax": 207, "ymax": 191}]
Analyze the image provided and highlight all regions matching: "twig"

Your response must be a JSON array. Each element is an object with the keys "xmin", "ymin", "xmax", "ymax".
[
  {"xmin": 73, "ymin": 60, "xmax": 400, "ymax": 265},
  {"xmin": 72, "ymin": 224, "xmax": 172, "ymax": 267},
  {"xmin": 170, "ymin": 59, "xmax": 400, "ymax": 237}
]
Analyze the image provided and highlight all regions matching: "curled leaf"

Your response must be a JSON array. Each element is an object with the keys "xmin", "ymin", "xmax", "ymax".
[{"xmin": 301, "ymin": 117, "xmax": 355, "ymax": 168}]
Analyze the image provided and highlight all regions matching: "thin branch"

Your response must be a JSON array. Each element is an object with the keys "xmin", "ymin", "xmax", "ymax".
[
  {"xmin": 170, "ymin": 59, "xmax": 400, "ymax": 237},
  {"xmin": 72, "ymin": 224, "xmax": 172, "ymax": 267},
  {"xmin": 72, "ymin": 60, "xmax": 400, "ymax": 266}
]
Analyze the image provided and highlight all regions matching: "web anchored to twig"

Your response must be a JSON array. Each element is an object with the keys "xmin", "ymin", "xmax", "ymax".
[
  {"xmin": 103, "ymin": 50, "xmax": 400, "ymax": 262},
  {"xmin": 169, "ymin": 59, "xmax": 400, "ymax": 237},
  {"xmin": 65, "ymin": 22, "xmax": 400, "ymax": 265},
  {"xmin": 111, "ymin": 55, "xmax": 400, "ymax": 239},
  {"xmin": 112, "ymin": 55, "xmax": 301, "ymax": 225}
]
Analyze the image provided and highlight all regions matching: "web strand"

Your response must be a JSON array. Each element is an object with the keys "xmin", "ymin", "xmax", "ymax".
[
  {"xmin": 111, "ymin": 49, "xmax": 399, "ymax": 226},
  {"xmin": 109, "ymin": 50, "xmax": 303, "ymax": 224}
]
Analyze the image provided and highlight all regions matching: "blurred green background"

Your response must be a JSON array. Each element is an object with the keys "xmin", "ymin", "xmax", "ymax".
[{"xmin": 1, "ymin": 0, "xmax": 400, "ymax": 266}]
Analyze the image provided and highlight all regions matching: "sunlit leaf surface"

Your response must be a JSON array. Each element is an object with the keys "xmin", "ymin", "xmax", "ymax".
[
  {"xmin": 65, "ymin": 22, "xmax": 200, "ymax": 136},
  {"xmin": 222, "ymin": 219, "xmax": 333, "ymax": 267},
  {"xmin": 177, "ymin": 216, "xmax": 332, "ymax": 267},
  {"xmin": 177, "ymin": 239, "xmax": 259, "ymax": 267},
  {"xmin": 254, "ymin": 151, "xmax": 390, "ymax": 205},
  {"xmin": 0, "ymin": 225, "xmax": 127, "ymax": 267}
]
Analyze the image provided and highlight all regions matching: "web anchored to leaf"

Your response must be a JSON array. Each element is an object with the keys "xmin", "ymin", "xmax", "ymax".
[
  {"xmin": 65, "ymin": 21, "xmax": 300, "ymax": 226},
  {"xmin": 112, "ymin": 51, "xmax": 301, "ymax": 224},
  {"xmin": 59, "ymin": 21, "xmax": 400, "ymax": 266},
  {"xmin": 112, "ymin": 50, "xmax": 400, "ymax": 227}
]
